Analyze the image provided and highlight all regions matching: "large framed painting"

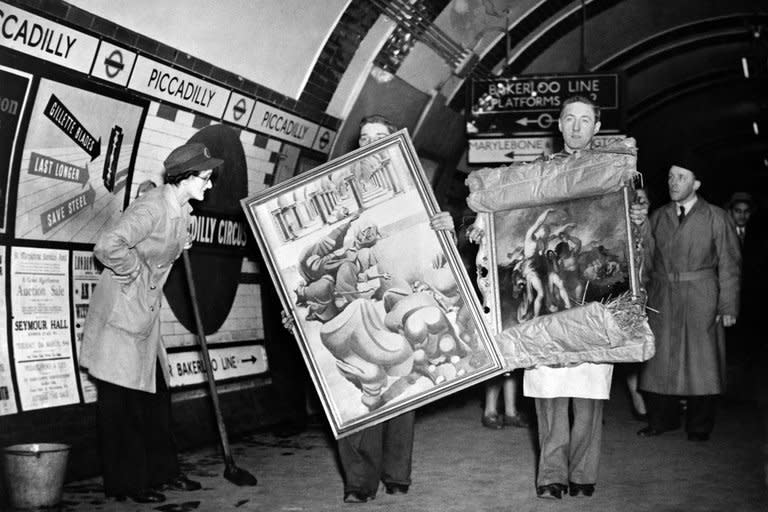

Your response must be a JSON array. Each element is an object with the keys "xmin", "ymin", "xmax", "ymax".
[
  {"xmin": 241, "ymin": 130, "xmax": 504, "ymax": 438},
  {"xmin": 468, "ymin": 142, "xmax": 655, "ymax": 369},
  {"xmin": 482, "ymin": 188, "xmax": 638, "ymax": 333}
]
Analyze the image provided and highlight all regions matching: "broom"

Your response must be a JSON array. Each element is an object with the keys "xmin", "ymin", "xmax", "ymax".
[{"xmin": 182, "ymin": 250, "xmax": 258, "ymax": 486}]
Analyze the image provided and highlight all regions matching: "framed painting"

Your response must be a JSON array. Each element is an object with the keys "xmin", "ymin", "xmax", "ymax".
[
  {"xmin": 480, "ymin": 187, "xmax": 639, "ymax": 335},
  {"xmin": 241, "ymin": 130, "xmax": 504, "ymax": 438}
]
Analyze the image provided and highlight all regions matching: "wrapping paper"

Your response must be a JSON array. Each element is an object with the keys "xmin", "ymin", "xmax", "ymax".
[
  {"xmin": 495, "ymin": 298, "xmax": 655, "ymax": 369},
  {"xmin": 466, "ymin": 140, "xmax": 655, "ymax": 369},
  {"xmin": 467, "ymin": 140, "xmax": 638, "ymax": 212}
]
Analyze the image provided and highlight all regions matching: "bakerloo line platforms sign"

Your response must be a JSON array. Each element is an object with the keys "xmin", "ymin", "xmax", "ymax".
[{"xmin": 467, "ymin": 73, "xmax": 621, "ymax": 136}]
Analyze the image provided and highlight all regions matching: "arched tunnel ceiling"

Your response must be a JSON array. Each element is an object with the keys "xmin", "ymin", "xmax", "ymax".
[
  {"xmin": 57, "ymin": 0, "xmax": 768, "ymax": 206},
  {"xmin": 424, "ymin": 0, "xmax": 768, "ymax": 205}
]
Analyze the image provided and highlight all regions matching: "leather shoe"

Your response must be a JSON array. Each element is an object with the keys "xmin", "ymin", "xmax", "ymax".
[
  {"xmin": 128, "ymin": 489, "xmax": 166, "ymax": 503},
  {"xmin": 569, "ymin": 482, "xmax": 595, "ymax": 497},
  {"xmin": 385, "ymin": 483, "xmax": 409, "ymax": 495},
  {"xmin": 164, "ymin": 474, "xmax": 202, "ymax": 491},
  {"xmin": 482, "ymin": 413, "xmax": 504, "ymax": 429},
  {"xmin": 343, "ymin": 491, "xmax": 374, "ymax": 503},
  {"xmin": 637, "ymin": 426, "xmax": 664, "ymax": 437},
  {"xmin": 536, "ymin": 483, "xmax": 565, "ymax": 499},
  {"xmin": 503, "ymin": 413, "xmax": 531, "ymax": 428},
  {"xmin": 687, "ymin": 432, "xmax": 710, "ymax": 442}
]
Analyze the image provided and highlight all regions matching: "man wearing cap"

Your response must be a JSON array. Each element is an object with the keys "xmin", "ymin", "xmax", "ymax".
[
  {"xmin": 637, "ymin": 157, "xmax": 741, "ymax": 442},
  {"xmin": 81, "ymin": 142, "xmax": 222, "ymax": 503},
  {"xmin": 726, "ymin": 192, "xmax": 764, "ymax": 401}
]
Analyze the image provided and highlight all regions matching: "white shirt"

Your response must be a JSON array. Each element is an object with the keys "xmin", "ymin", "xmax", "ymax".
[
  {"xmin": 675, "ymin": 195, "xmax": 697, "ymax": 216},
  {"xmin": 524, "ymin": 363, "xmax": 613, "ymax": 399}
]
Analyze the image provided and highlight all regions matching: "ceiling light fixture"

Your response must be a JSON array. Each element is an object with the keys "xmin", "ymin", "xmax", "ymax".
[{"xmin": 741, "ymin": 57, "xmax": 750, "ymax": 78}]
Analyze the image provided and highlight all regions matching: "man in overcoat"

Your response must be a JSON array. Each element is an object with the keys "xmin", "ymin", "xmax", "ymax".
[{"xmin": 638, "ymin": 157, "xmax": 741, "ymax": 441}]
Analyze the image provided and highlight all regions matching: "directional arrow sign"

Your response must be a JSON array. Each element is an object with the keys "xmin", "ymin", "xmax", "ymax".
[
  {"xmin": 28, "ymin": 152, "xmax": 90, "ymax": 186},
  {"xmin": 469, "ymin": 73, "xmax": 622, "ymax": 135},
  {"xmin": 167, "ymin": 345, "xmax": 268, "ymax": 387},
  {"xmin": 44, "ymin": 94, "xmax": 102, "ymax": 161},
  {"xmin": 468, "ymin": 137, "xmax": 554, "ymax": 164},
  {"xmin": 40, "ymin": 185, "xmax": 96, "ymax": 234}
]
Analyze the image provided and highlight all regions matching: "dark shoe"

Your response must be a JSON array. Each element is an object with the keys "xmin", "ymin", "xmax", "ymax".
[
  {"xmin": 569, "ymin": 482, "xmax": 595, "ymax": 497},
  {"xmin": 482, "ymin": 413, "xmax": 504, "ymax": 429},
  {"xmin": 129, "ymin": 489, "xmax": 166, "ymax": 503},
  {"xmin": 503, "ymin": 413, "xmax": 531, "ymax": 428},
  {"xmin": 637, "ymin": 426, "xmax": 664, "ymax": 437},
  {"xmin": 536, "ymin": 483, "xmax": 565, "ymax": 499},
  {"xmin": 687, "ymin": 432, "xmax": 710, "ymax": 442},
  {"xmin": 385, "ymin": 483, "xmax": 409, "ymax": 495},
  {"xmin": 164, "ymin": 474, "xmax": 202, "ymax": 491},
  {"xmin": 343, "ymin": 491, "xmax": 374, "ymax": 503}
]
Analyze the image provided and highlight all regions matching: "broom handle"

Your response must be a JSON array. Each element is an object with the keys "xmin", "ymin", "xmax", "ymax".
[{"xmin": 182, "ymin": 250, "xmax": 235, "ymax": 467}]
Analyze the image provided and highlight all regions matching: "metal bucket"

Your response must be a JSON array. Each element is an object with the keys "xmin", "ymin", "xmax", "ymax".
[{"xmin": 2, "ymin": 443, "xmax": 70, "ymax": 509}]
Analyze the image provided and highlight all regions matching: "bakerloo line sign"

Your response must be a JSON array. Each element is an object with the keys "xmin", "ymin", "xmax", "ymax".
[{"xmin": 468, "ymin": 73, "xmax": 621, "ymax": 136}]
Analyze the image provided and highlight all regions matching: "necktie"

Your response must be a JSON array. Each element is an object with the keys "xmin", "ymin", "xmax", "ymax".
[
  {"xmin": 678, "ymin": 205, "xmax": 685, "ymax": 223},
  {"xmin": 737, "ymin": 227, "xmax": 745, "ymax": 244}
]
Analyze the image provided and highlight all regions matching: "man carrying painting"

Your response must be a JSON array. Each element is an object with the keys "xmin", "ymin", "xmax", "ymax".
[{"xmin": 522, "ymin": 96, "xmax": 648, "ymax": 499}]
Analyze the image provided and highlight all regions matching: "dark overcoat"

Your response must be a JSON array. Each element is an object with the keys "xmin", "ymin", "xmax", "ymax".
[{"xmin": 639, "ymin": 197, "xmax": 741, "ymax": 395}]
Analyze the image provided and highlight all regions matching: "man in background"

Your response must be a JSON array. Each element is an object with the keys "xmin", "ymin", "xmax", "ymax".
[{"xmin": 638, "ymin": 157, "xmax": 741, "ymax": 442}]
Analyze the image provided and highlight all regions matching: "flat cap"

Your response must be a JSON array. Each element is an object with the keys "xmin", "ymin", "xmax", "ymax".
[{"xmin": 163, "ymin": 143, "xmax": 223, "ymax": 177}]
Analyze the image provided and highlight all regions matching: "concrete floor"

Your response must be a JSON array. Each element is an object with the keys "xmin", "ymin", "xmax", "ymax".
[{"xmin": 48, "ymin": 383, "xmax": 768, "ymax": 512}]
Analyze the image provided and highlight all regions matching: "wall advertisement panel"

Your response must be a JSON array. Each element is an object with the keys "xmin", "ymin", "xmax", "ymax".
[
  {"xmin": 15, "ymin": 78, "xmax": 145, "ymax": 243},
  {"xmin": 0, "ymin": 247, "xmax": 18, "ymax": 415},
  {"xmin": 0, "ymin": 66, "xmax": 32, "ymax": 234},
  {"xmin": 71, "ymin": 250, "xmax": 99, "ymax": 403},
  {"xmin": 10, "ymin": 246, "xmax": 79, "ymax": 410}
]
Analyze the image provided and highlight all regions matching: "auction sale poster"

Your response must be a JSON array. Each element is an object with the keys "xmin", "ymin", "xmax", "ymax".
[
  {"xmin": 0, "ymin": 248, "xmax": 19, "ymax": 415},
  {"xmin": 71, "ymin": 250, "xmax": 99, "ymax": 402},
  {"xmin": 11, "ymin": 247, "xmax": 79, "ymax": 410}
]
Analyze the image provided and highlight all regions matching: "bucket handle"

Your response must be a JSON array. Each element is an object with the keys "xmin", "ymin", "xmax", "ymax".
[{"xmin": 4, "ymin": 448, "xmax": 69, "ymax": 458}]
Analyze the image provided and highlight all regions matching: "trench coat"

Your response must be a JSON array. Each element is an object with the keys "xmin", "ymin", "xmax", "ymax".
[
  {"xmin": 639, "ymin": 197, "xmax": 740, "ymax": 396},
  {"xmin": 80, "ymin": 185, "xmax": 192, "ymax": 393}
]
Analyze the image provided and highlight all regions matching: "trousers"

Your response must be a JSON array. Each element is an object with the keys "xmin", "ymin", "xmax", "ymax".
[
  {"xmin": 535, "ymin": 397, "xmax": 603, "ymax": 486},
  {"xmin": 96, "ymin": 365, "xmax": 179, "ymax": 496},
  {"xmin": 337, "ymin": 411, "xmax": 415, "ymax": 496},
  {"xmin": 644, "ymin": 391, "xmax": 718, "ymax": 434}
]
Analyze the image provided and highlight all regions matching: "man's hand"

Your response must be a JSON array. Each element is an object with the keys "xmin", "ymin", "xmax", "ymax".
[
  {"xmin": 113, "ymin": 265, "xmax": 140, "ymax": 285},
  {"xmin": 630, "ymin": 201, "xmax": 648, "ymax": 226},
  {"xmin": 717, "ymin": 314, "xmax": 736, "ymax": 327},
  {"xmin": 281, "ymin": 310, "xmax": 296, "ymax": 332},
  {"xmin": 430, "ymin": 211, "xmax": 456, "ymax": 244},
  {"xmin": 430, "ymin": 212, "xmax": 455, "ymax": 232}
]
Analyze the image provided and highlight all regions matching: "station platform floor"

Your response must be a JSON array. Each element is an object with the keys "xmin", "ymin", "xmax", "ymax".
[{"xmin": 54, "ymin": 383, "xmax": 767, "ymax": 512}]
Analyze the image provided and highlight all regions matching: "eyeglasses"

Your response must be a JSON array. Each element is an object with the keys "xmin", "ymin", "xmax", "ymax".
[{"xmin": 194, "ymin": 173, "xmax": 213, "ymax": 184}]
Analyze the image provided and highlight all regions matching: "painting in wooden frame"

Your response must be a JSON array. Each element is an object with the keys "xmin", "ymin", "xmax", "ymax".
[{"xmin": 241, "ymin": 130, "xmax": 505, "ymax": 438}]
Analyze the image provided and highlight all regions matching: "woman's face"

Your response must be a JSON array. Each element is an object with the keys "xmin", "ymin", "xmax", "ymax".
[{"xmin": 185, "ymin": 170, "xmax": 214, "ymax": 201}]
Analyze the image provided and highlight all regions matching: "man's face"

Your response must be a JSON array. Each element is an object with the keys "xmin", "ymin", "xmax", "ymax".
[
  {"xmin": 667, "ymin": 165, "xmax": 700, "ymax": 202},
  {"xmin": 730, "ymin": 201, "xmax": 751, "ymax": 227},
  {"xmin": 558, "ymin": 102, "xmax": 601, "ymax": 151},
  {"xmin": 358, "ymin": 122, "xmax": 391, "ymax": 147}
]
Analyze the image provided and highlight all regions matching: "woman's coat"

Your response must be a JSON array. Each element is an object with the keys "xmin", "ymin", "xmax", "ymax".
[{"xmin": 80, "ymin": 185, "xmax": 192, "ymax": 392}]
